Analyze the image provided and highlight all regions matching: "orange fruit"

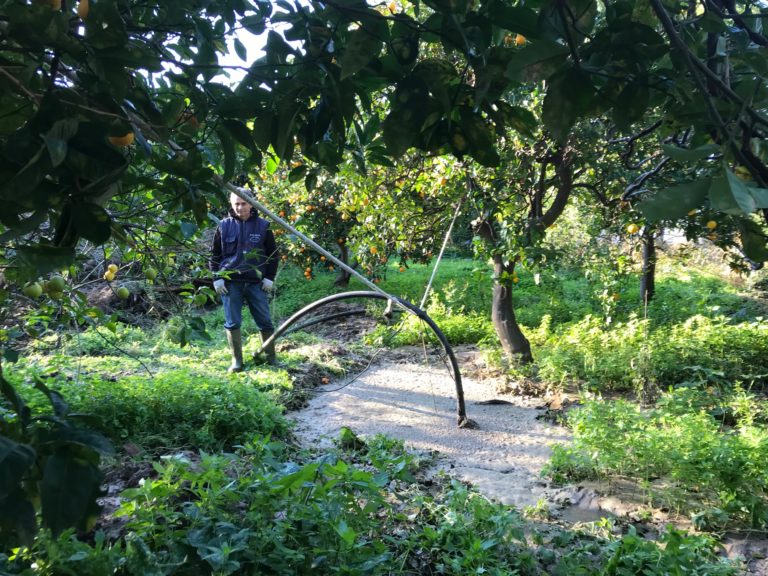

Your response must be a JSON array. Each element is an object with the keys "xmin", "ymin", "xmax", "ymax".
[
  {"xmin": 515, "ymin": 34, "xmax": 526, "ymax": 46},
  {"xmin": 108, "ymin": 132, "xmax": 134, "ymax": 146}
]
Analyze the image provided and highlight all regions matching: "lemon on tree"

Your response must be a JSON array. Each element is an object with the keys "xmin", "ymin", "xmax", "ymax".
[
  {"xmin": 706, "ymin": 220, "xmax": 717, "ymax": 230},
  {"xmin": 22, "ymin": 282, "xmax": 43, "ymax": 299},
  {"xmin": 144, "ymin": 268, "xmax": 158, "ymax": 281},
  {"xmin": 107, "ymin": 263, "xmax": 118, "ymax": 274},
  {"xmin": 103, "ymin": 270, "xmax": 115, "ymax": 281},
  {"xmin": 45, "ymin": 275, "xmax": 66, "ymax": 293},
  {"xmin": 116, "ymin": 287, "xmax": 130, "ymax": 300},
  {"xmin": 626, "ymin": 223, "xmax": 640, "ymax": 234}
]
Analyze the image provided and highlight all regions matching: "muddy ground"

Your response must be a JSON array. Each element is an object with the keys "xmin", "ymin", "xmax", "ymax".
[{"xmin": 287, "ymin": 307, "xmax": 768, "ymax": 574}]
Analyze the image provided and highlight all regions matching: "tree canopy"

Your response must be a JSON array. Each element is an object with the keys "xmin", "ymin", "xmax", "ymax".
[{"xmin": 2, "ymin": 0, "xmax": 767, "ymax": 275}]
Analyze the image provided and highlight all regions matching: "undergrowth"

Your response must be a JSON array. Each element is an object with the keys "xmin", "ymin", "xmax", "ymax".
[
  {"xmin": 545, "ymin": 392, "xmax": 768, "ymax": 530},
  {"xmin": 1, "ymin": 435, "xmax": 739, "ymax": 575}
]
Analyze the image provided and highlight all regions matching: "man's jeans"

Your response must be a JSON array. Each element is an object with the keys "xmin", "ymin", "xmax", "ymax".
[{"xmin": 222, "ymin": 281, "xmax": 274, "ymax": 332}]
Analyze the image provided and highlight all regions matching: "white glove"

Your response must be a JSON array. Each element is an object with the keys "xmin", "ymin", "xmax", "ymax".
[
  {"xmin": 262, "ymin": 278, "xmax": 274, "ymax": 292},
  {"xmin": 213, "ymin": 279, "xmax": 228, "ymax": 295}
]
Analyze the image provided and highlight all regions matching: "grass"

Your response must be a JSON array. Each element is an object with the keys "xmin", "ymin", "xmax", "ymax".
[{"xmin": 1, "ymin": 254, "xmax": 764, "ymax": 572}]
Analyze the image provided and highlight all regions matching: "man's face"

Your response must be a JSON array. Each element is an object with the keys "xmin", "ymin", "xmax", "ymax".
[{"xmin": 230, "ymin": 194, "xmax": 251, "ymax": 220}]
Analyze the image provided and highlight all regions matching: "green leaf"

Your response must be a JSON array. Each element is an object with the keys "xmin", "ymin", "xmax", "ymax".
[
  {"xmin": 709, "ymin": 176, "xmax": 742, "ymax": 214},
  {"xmin": 17, "ymin": 245, "xmax": 76, "ymax": 276},
  {"xmin": 0, "ymin": 376, "xmax": 30, "ymax": 429},
  {"xmin": 748, "ymin": 186, "xmax": 768, "ymax": 208},
  {"xmin": 339, "ymin": 28, "xmax": 383, "ymax": 80},
  {"xmin": 221, "ymin": 120, "xmax": 256, "ymax": 151},
  {"xmin": 41, "ymin": 452, "xmax": 102, "ymax": 537},
  {"xmin": 503, "ymin": 104, "xmax": 537, "ymax": 138},
  {"xmin": 487, "ymin": 0, "xmax": 539, "ymax": 37},
  {"xmin": 460, "ymin": 110, "xmax": 500, "ymax": 167},
  {"xmin": 240, "ymin": 15, "xmax": 267, "ymax": 35},
  {"xmin": 505, "ymin": 41, "xmax": 570, "ymax": 83},
  {"xmin": 217, "ymin": 127, "xmax": 236, "ymax": 182},
  {"xmin": 613, "ymin": 79, "xmax": 649, "ymax": 131},
  {"xmin": 214, "ymin": 92, "xmax": 270, "ymax": 119},
  {"xmin": 33, "ymin": 377, "xmax": 69, "ymax": 419},
  {"xmin": 542, "ymin": 68, "xmax": 595, "ymax": 142},
  {"xmin": 335, "ymin": 519, "xmax": 356, "ymax": 546},
  {"xmin": 180, "ymin": 222, "xmax": 198, "ymax": 239},
  {"xmin": 737, "ymin": 218, "xmax": 768, "ymax": 262},
  {"xmin": 0, "ymin": 210, "xmax": 47, "ymax": 243},
  {"xmin": 43, "ymin": 118, "xmax": 79, "ymax": 168},
  {"xmin": 662, "ymin": 143, "xmax": 720, "ymax": 163},
  {"xmin": 713, "ymin": 164, "xmax": 758, "ymax": 214},
  {"xmin": 71, "ymin": 203, "xmax": 112, "ymax": 244},
  {"xmin": 382, "ymin": 109, "xmax": 415, "ymax": 158},
  {"xmin": 233, "ymin": 37, "xmax": 248, "ymax": 61},
  {"xmin": 0, "ymin": 488, "xmax": 37, "ymax": 545},
  {"xmin": 638, "ymin": 179, "xmax": 711, "ymax": 222},
  {"xmin": 289, "ymin": 164, "xmax": 308, "ymax": 183},
  {"xmin": 0, "ymin": 437, "xmax": 36, "ymax": 500}
]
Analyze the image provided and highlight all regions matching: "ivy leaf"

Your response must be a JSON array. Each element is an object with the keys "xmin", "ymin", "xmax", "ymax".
[{"xmin": 638, "ymin": 179, "xmax": 711, "ymax": 222}]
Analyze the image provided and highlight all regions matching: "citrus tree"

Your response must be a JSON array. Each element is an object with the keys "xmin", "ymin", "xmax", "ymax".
[{"xmin": 3, "ymin": 0, "xmax": 768, "ymax": 538}]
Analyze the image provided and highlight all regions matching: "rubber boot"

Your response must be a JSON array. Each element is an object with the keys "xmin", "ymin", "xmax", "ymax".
[
  {"xmin": 226, "ymin": 329, "xmax": 244, "ymax": 373},
  {"xmin": 260, "ymin": 330, "xmax": 277, "ymax": 366}
]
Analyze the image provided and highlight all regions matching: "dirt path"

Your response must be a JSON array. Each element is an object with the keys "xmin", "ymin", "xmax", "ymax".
[
  {"xmin": 290, "ymin": 348, "xmax": 570, "ymax": 509},
  {"xmin": 290, "ymin": 347, "xmax": 768, "ymax": 572}
]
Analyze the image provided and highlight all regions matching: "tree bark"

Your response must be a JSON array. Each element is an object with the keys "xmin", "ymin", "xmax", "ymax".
[
  {"xmin": 333, "ymin": 243, "xmax": 352, "ymax": 287},
  {"xmin": 640, "ymin": 227, "xmax": 656, "ymax": 304},
  {"xmin": 492, "ymin": 256, "xmax": 533, "ymax": 363}
]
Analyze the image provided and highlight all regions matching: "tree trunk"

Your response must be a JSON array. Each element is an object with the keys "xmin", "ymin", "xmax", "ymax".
[
  {"xmin": 491, "ymin": 256, "xmax": 533, "ymax": 364},
  {"xmin": 640, "ymin": 227, "xmax": 656, "ymax": 304},
  {"xmin": 333, "ymin": 243, "xmax": 352, "ymax": 287}
]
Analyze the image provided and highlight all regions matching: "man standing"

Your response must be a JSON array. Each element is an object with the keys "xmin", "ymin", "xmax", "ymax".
[{"xmin": 210, "ymin": 192, "xmax": 279, "ymax": 371}]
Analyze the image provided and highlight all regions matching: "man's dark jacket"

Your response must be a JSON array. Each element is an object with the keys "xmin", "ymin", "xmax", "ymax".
[{"xmin": 210, "ymin": 208, "xmax": 278, "ymax": 282}]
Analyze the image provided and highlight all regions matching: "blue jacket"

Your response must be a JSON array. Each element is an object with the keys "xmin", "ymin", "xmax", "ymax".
[{"xmin": 210, "ymin": 210, "xmax": 278, "ymax": 282}]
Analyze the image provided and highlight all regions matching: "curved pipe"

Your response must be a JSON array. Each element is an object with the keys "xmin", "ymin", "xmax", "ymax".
[{"xmin": 259, "ymin": 291, "xmax": 470, "ymax": 427}]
